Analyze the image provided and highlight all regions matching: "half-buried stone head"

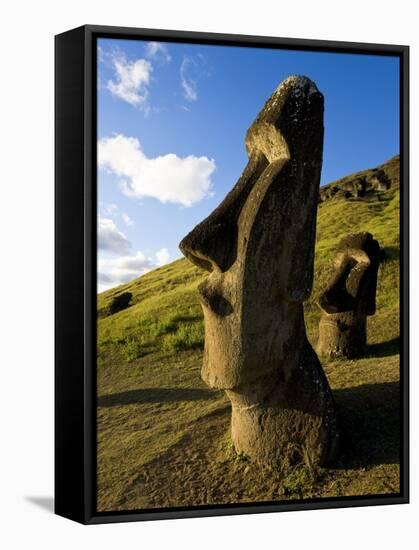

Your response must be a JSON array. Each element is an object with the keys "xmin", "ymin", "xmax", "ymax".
[{"xmin": 316, "ymin": 232, "xmax": 381, "ymax": 359}]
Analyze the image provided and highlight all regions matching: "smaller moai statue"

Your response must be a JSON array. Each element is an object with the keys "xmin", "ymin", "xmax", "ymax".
[{"xmin": 316, "ymin": 232, "xmax": 381, "ymax": 359}]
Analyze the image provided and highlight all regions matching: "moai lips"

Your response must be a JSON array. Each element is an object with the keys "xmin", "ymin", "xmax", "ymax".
[
  {"xmin": 316, "ymin": 232, "xmax": 381, "ymax": 359},
  {"xmin": 180, "ymin": 76, "xmax": 339, "ymax": 469}
]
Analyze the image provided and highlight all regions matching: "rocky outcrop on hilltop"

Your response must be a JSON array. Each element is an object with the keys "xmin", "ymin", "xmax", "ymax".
[{"xmin": 319, "ymin": 155, "xmax": 400, "ymax": 203}]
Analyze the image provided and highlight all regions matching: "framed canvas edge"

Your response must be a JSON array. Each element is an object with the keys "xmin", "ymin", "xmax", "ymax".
[
  {"xmin": 55, "ymin": 25, "xmax": 88, "ymax": 524},
  {"xmin": 86, "ymin": 495, "xmax": 409, "ymax": 525},
  {"xmin": 81, "ymin": 23, "xmax": 409, "ymax": 53},
  {"xmin": 55, "ymin": 24, "xmax": 410, "ymax": 525}
]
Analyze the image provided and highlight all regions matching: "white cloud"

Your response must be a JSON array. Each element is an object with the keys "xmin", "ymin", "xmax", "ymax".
[
  {"xmin": 97, "ymin": 45, "xmax": 105, "ymax": 63},
  {"xmin": 99, "ymin": 251, "xmax": 151, "ymax": 288},
  {"xmin": 180, "ymin": 54, "xmax": 209, "ymax": 102},
  {"xmin": 98, "ymin": 248, "xmax": 171, "ymax": 292},
  {"xmin": 98, "ymin": 134, "xmax": 215, "ymax": 207},
  {"xmin": 107, "ymin": 54, "xmax": 152, "ymax": 109},
  {"xmin": 146, "ymin": 42, "xmax": 171, "ymax": 63},
  {"xmin": 155, "ymin": 247, "xmax": 170, "ymax": 266},
  {"xmin": 121, "ymin": 212, "xmax": 134, "ymax": 226},
  {"xmin": 101, "ymin": 202, "xmax": 118, "ymax": 215},
  {"xmin": 180, "ymin": 57, "xmax": 198, "ymax": 101},
  {"xmin": 100, "ymin": 203, "xmax": 135, "ymax": 227},
  {"xmin": 98, "ymin": 217, "xmax": 131, "ymax": 254}
]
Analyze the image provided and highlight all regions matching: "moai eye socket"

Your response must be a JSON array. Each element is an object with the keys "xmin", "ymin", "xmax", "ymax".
[{"xmin": 198, "ymin": 281, "xmax": 233, "ymax": 317}]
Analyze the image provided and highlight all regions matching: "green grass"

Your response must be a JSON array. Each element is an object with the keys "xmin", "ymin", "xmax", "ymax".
[
  {"xmin": 161, "ymin": 322, "xmax": 205, "ymax": 352},
  {"xmin": 96, "ymin": 157, "xmax": 401, "ymax": 511}
]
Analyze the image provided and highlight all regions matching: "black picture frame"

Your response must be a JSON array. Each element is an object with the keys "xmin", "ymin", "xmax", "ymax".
[{"xmin": 55, "ymin": 24, "xmax": 409, "ymax": 525}]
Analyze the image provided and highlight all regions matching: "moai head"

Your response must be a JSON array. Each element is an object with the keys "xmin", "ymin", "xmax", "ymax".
[
  {"xmin": 370, "ymin": 169, "xmax": 391, "ymax": 192},
  {"xmin": 316, "ymin": 232, "xmax": 381, "ymax": 359},
  {"xmin": 318, "ymin": 232, "xmax": 381, "ymax": 317},
  {"xmin": 180, "ymin": 76, "xmax": 324, "ymax": 391}
]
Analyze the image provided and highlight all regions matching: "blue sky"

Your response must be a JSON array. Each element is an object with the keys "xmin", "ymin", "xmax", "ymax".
[{"xmin": 97, "ymin": 38, "xmax": 399, "ymax": 292}]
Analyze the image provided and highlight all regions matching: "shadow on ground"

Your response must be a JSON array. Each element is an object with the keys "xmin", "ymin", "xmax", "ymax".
[
  {"xmin": 333, "ymin": 380, "xmax": 400, "ymax": 469},
  {"xmin": 98, "ymin": 387, "xmax": 215, "ymax": 407},
  {"xmin": 366, "ymin": 337, "xmax": 400, "ymax": 358},
  {"xmin": 25, "ymin": 496, "xmax": 54, "ymax": 513},
  {"xmin": 381, "ymin": 245, "xmax": 400, "ymax": 262}
]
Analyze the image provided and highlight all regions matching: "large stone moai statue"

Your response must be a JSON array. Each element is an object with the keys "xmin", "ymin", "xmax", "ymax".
[
  {"xmin": 316, "ymin": 232, "xmax": 380, "ymax": 359},
  {"xmin": 179, "ymin": 76, "xmax": 339, "ymax": 469}
]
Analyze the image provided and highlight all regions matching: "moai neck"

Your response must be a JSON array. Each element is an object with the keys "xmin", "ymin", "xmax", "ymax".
[
  {"xmin": 317, "ymin": 308, "xmax": 368, "ymax": 359},
  {"xmin": 226, "ymin": 304, "xmax": 339, "ymax": 468}
]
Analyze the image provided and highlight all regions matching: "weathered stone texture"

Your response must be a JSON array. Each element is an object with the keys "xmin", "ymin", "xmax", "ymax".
[
  {"xmin": 319, "ymin": 165, "xmax": 394, "ymax": 203},
  {"xmin": 180, "ymin": 76, "xmax": 339, "ymax": 469},
  {"xmin": 316, "ymin": 232, "xmax": 381, "ymax": 359}
]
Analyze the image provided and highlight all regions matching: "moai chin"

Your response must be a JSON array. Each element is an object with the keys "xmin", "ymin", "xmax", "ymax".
[
  {"xmin": 179, "ymin": 76, "xmax": 339, "ymax": 469},
  {"xmin": 316, "ymin": 232, "xmax": 381, "ymax": 359}
]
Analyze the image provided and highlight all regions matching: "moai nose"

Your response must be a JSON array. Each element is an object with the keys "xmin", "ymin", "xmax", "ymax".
[{"xmin": 179, "ymin": 149, "xmax": 269, "ymax": 273}]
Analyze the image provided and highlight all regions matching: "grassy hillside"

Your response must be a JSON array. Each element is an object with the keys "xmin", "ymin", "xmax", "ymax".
[{"xmin": 97, "ymin": 156, "xmax": 400, "ymax": 511}]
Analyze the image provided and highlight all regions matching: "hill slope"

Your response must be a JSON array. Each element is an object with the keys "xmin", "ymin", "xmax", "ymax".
[{"xmin": 97, "ymin": 156, "xmax": 400, "ymax": 511}]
